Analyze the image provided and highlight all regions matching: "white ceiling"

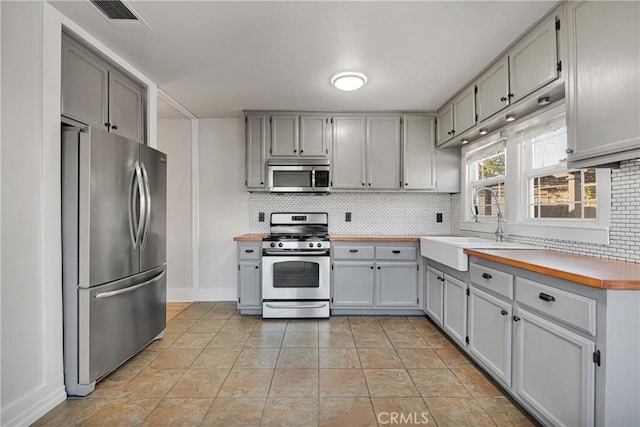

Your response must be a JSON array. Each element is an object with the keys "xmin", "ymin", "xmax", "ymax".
[{"xmin": 50, "ymin": 1, "xmax": 557, "ymax": 119}]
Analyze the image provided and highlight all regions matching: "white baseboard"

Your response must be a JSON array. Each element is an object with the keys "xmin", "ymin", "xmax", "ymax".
[
  {"xmin": 167, "ymin": 287, "xmax": 236, "ymax": 302},
  {"xmin": 1, "ymin": 375, "xmax": 66, "ymax": 427}
]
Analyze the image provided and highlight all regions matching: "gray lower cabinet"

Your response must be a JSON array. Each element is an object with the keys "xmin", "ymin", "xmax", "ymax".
[
  {"xmin": 442, "ymin": 274, "xmax": 467, "ymax": 346},
  {"xmin": 514, "ymin": 307, "xmax": 595, "ymax": 427},
  {"xmin": 331, "ymin": 261, "xmax": 375, "ymax": 307},
  {"xmin": 332, "ymin": 242, "xmax": 421, "ymax": 312},
  {"xmin": 425, "ymin": 266, "xmax": 444, "ymax": 325},
  {"xmin": 468, "ymin": 286, "xmax": 512, "ymax": 387},
  {"xmin": 237, "ymin": 243, "xmax": 262, "ymax": 312},
  {"xmin": 375, "ymin": 262, "xmax": 419, "ymax": 308},
  {"xmin": 61, "ymin": 32, "xmax": 144, "ymax": 143}
]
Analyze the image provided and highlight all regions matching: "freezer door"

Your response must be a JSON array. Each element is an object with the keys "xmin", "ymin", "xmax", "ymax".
[
  {"xmin": 77, "ymin": 127, "xmax": 141, "ymax": 287},
  {"xmin": 139, "ymin": 144, "xmax": 167, "ymax": 271},
  {"xmin": 78, "ymin": 265, "xmax": 166, "ymax": 384}
]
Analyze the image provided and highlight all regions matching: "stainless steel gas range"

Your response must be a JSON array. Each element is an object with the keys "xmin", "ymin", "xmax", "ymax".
[{"xmin": 261, "ymin": 213, "xmax": 330, "ymax": 318}]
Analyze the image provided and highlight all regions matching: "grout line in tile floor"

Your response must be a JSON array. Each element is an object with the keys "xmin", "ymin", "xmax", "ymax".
[{"xmin": 33, "ymin": 302, "xmax": 539, "ymax": 426}]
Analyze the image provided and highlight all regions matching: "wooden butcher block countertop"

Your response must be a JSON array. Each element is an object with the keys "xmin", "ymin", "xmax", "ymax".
[
  {"xmin": 233, "ymin": 233, "xmax": 268, "ymax": 242},
  {"xmin": 329, "ymin": 235, "xmax": 420, "ymax": 242},
  {"xmin": 464, "ymin": 248, "xmax": 640, "ymax": 290}
]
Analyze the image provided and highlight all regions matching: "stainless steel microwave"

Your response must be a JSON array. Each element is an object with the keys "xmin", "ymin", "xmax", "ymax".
[{"xmin": 266, "ymin": 158, "xmax": 330, "ymax": 193}]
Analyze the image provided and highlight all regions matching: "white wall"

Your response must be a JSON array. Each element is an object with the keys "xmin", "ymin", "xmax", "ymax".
[
  {"xmin": 0, "ymin": 2, "xmax": 160, "ymax": 425},
  {"xmin": 198, "ymin": 119, "xmax": 249, "ymax": 301},
  {"xmin": 157, "ymin": 119, "xmax": 193, "ymax": 291}
]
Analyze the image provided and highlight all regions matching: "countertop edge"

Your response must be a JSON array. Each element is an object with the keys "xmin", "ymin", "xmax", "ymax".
[{"xmin": 464, "ymin": 248, "xmax": 640, "ymax": 290}]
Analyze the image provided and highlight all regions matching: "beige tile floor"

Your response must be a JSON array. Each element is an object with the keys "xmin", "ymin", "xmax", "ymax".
[{"xmin": 34, "ymin": 302, "xmax": 537, "ymax": 426}]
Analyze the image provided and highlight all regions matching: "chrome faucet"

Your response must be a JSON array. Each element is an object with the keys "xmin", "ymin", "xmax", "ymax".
[{"xmin": 472, "ymin": 186, "xmax": 505, "ymax": 242}]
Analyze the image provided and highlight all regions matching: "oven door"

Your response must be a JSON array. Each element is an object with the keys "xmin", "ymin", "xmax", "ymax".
[{"xmin": 262, "ymin": 254, "xmax": 330, "ymax": 300}]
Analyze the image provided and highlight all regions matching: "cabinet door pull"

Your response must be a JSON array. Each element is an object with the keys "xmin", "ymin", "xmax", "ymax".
[
  {"xmin": 565, "ymin": 148, "xmax": 574, "ymax": 154},
  {"xmin": 392, "ymin": 250, "xmax": 401, "ymax": 254},
  {"xmin": 500, "ymin": 309, "xmax": 508, "ymax": 316},
  {"xmin": 245, "ymin": 249, "xmax": 254, "ymax": 253},
  {"xmin": 300, "ymin": 150, "xmax": 303, "ymax": 154},
  {"xmin": 370, "ymin": 265, "xmax": 374, "ymax": 269},
  {"xmin": 538, "ymin": 292, "xmax": 556, "ymax": 302},
  {"xmin": 255, "ymin": 265, "xmax": 259, "ymax": 269},
  {"xmin": 362, "ymin": 182, "xmax": 365, "ymax": 186},
  {"xmin": 349, "ymin": 249, "xmax": 359, "ymax": 253},
  {"xmin": 293, "ymin": 149, "xmax": 297, "ymax": 153},
  {"xmin": 377, "ymin": 266, "xmax": 381, "ymax": 270},
  {"xmin": 500, "ymin": 96, "xmax": 507, "ymax": 102},
  {"xmin": 104, "ymin": 122, "xmax": 111, "ymax": 127},
  {"xmin": 513, "ymin": 315, "xmax": 521, "ymax": 322},
  {"xmin": 438, "ymin": 276, "xmax": 444, "ymax": 282},
  {"xmin": 482, "ymin": 273, "xmax": 492, "ymax": 279},
  {"xmin": 111, "ymin": 125, "xmax": 118, "ymax": 130}
]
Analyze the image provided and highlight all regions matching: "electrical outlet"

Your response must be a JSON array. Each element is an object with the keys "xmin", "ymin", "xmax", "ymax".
[
  {"xmin": 345, "ymin": 212, "xmax": 352, "ymax": 222},
  {"xmin": 436, "ymin": 213, "xmax": 443, "ymax": 223},
  {"xmin": 258, "ymin": 212, "xmax": 265, "ymax": 222}
]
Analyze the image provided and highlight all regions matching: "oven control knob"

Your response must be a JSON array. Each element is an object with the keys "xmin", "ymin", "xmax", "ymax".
[
  {"xmin": 278, "ymin": 243, "xmax": 283, "ymax": 248},
  {"xmin": 317, "ymin": 243, "xmax": 322, "ymax": 247},
  {"xmin": 270, "ymin": 242, "xmax": 276, "ymax": 248},
  {"xmin": 309, "ymin": 243, "xmax": 314, "ymax": 248}
]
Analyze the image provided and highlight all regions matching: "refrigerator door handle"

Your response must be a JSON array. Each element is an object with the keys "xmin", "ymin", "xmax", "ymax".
[
  {"xmin": 129, "ymin": 161, "xmax": 146, "ymax": 248},
  {"xmin": 94, "ymin": 270, "xmax": 166, "ymax": 299},
  {"xmin": 140, "ymin": 162, "xmax": 152, "ymax": 249}
]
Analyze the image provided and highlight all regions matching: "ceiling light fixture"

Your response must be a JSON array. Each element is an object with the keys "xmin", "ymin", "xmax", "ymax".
[
  {"xmin": 331, "ymin": 72, "xmax": 367, "ymax": 91},
  {"xmin": 479, "ymin": 128, "xmax": 488, "ymax": 135},
  {"xmin": 505, "ymin": 113, "xmax": 516, "ymax": 122}
]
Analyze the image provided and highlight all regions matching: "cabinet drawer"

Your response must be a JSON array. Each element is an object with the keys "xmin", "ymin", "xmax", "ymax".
[
  {"xmin": 470, "ymin": 263, "xmax": 513, "ymax": 300},
  {"xmin": 333, "ymin": 246, "xmax": 374, "ymax": 260},
  {"xmin": 376, "ymin": 247, "xmax": 417, "ymax": 261},
  {"xmin": 239, "ymin": 246, "xmax": 260, "ymax": 260},
  {"xmin": 516, "ymin": 278, "xmax": 596, "ymax": 336}
]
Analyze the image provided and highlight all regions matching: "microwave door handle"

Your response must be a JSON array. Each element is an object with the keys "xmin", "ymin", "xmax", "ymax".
[{"xmin": 311, "ymin": 167, "xmax": 316, "ymax": 189}]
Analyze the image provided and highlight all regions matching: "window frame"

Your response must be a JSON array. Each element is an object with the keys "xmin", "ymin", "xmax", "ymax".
[{"xmin": 460, "ymin": 103, "xmax": 611, "ymax": 244}]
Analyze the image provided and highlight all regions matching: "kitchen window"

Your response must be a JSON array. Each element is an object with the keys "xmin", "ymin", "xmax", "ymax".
[
  {"xmin": 521, "ymin": 120, "xmax": 597, "ymax": 220},
  {"xmin": 461, "ymin": 104, "xmax": 611, "ymax": 244},
  {"xmin": 465, "ymin": 135, "xmax": 507, "ymax": 221}
]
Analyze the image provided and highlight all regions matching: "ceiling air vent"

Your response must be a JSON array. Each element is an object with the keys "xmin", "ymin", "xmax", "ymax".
[
  {"xmin": 89, "ymin": 0, "xmax": 152, "ymax": 30},
  {"xmin": 90, "ymin": 0, "xmax": 137, "ymax": 20}
]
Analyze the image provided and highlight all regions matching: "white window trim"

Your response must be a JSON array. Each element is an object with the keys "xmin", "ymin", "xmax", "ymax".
[{"xmin": 460, "ymin": 104, "xmax": 611, "ymax": 244}]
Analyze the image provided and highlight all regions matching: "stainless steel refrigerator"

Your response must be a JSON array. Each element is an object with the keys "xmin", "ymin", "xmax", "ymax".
[{"xmin": 62, "ymin": 125, "xmax": 167, "ymax": 396}]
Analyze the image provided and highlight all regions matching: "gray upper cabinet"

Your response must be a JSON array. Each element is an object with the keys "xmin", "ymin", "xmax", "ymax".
[
  {"xmin": 403, "ymin": 115, "xmax": 435, "ymax": 190},
  {"xmin": 332, "ymin": 116, "xmax": 367, "ymax": 189},
  {"xmin": 476, "ymin": 57, "xmax": 510, "ymax": 122},
  {"xmin": 436, "ymin": 102, "xmax": 454, "ymax": 146},
  {"xmin": 565, "ymin": 0, "xmax": 640, "ymax": 167},
  {"xmin": 452, "ymin": 85, "xmax": 477, "ymax": 136},
  {"xmin": 437, "ymin": 85, "xmax": 476, "ymax": 146},
  {"xmin": 61, "ymin": 33, "xmax": 144, "ymax": 143},
  {"xmin": 299, "ymin": 115, "xmax": 329, "ymax": 157},
  {"xmin": 270, "ymin": 115, "xmax": 299, "ymax": 157},
  {"xmin": 246, "ymin": 115, "xmax": 267, "ymax": 189},
  {"xmin": 367, "ymin": 116, "xmax": 401, "ymax": 190},
  {"xmin": 61, "ymin": 33, "xmax": 110, "ymax": 132},
  {"xmin": 109, "ymin": 69, "xmax": 143, "ymax": 143},
  {"xmin": 508, "ymin": 13, "xmax": 559, "ymax": 104}
]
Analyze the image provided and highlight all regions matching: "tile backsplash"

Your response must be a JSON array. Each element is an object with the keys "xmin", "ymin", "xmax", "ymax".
[
  {"xmin": 453, "ymin": 159, "xmax": 640, "ymax": 263},
  {"xmin": 249, "ymin": 192, "xmax": 453, "ymax": 235}
]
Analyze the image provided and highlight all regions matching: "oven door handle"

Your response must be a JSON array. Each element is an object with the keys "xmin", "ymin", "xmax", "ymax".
[
  {"xmin": 265, "ymin": 303, "xmax": 328, "ymax": 309},
  {"xmin": 263, "ymin": 250, "xmax": 330, "ymax": 256}
]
